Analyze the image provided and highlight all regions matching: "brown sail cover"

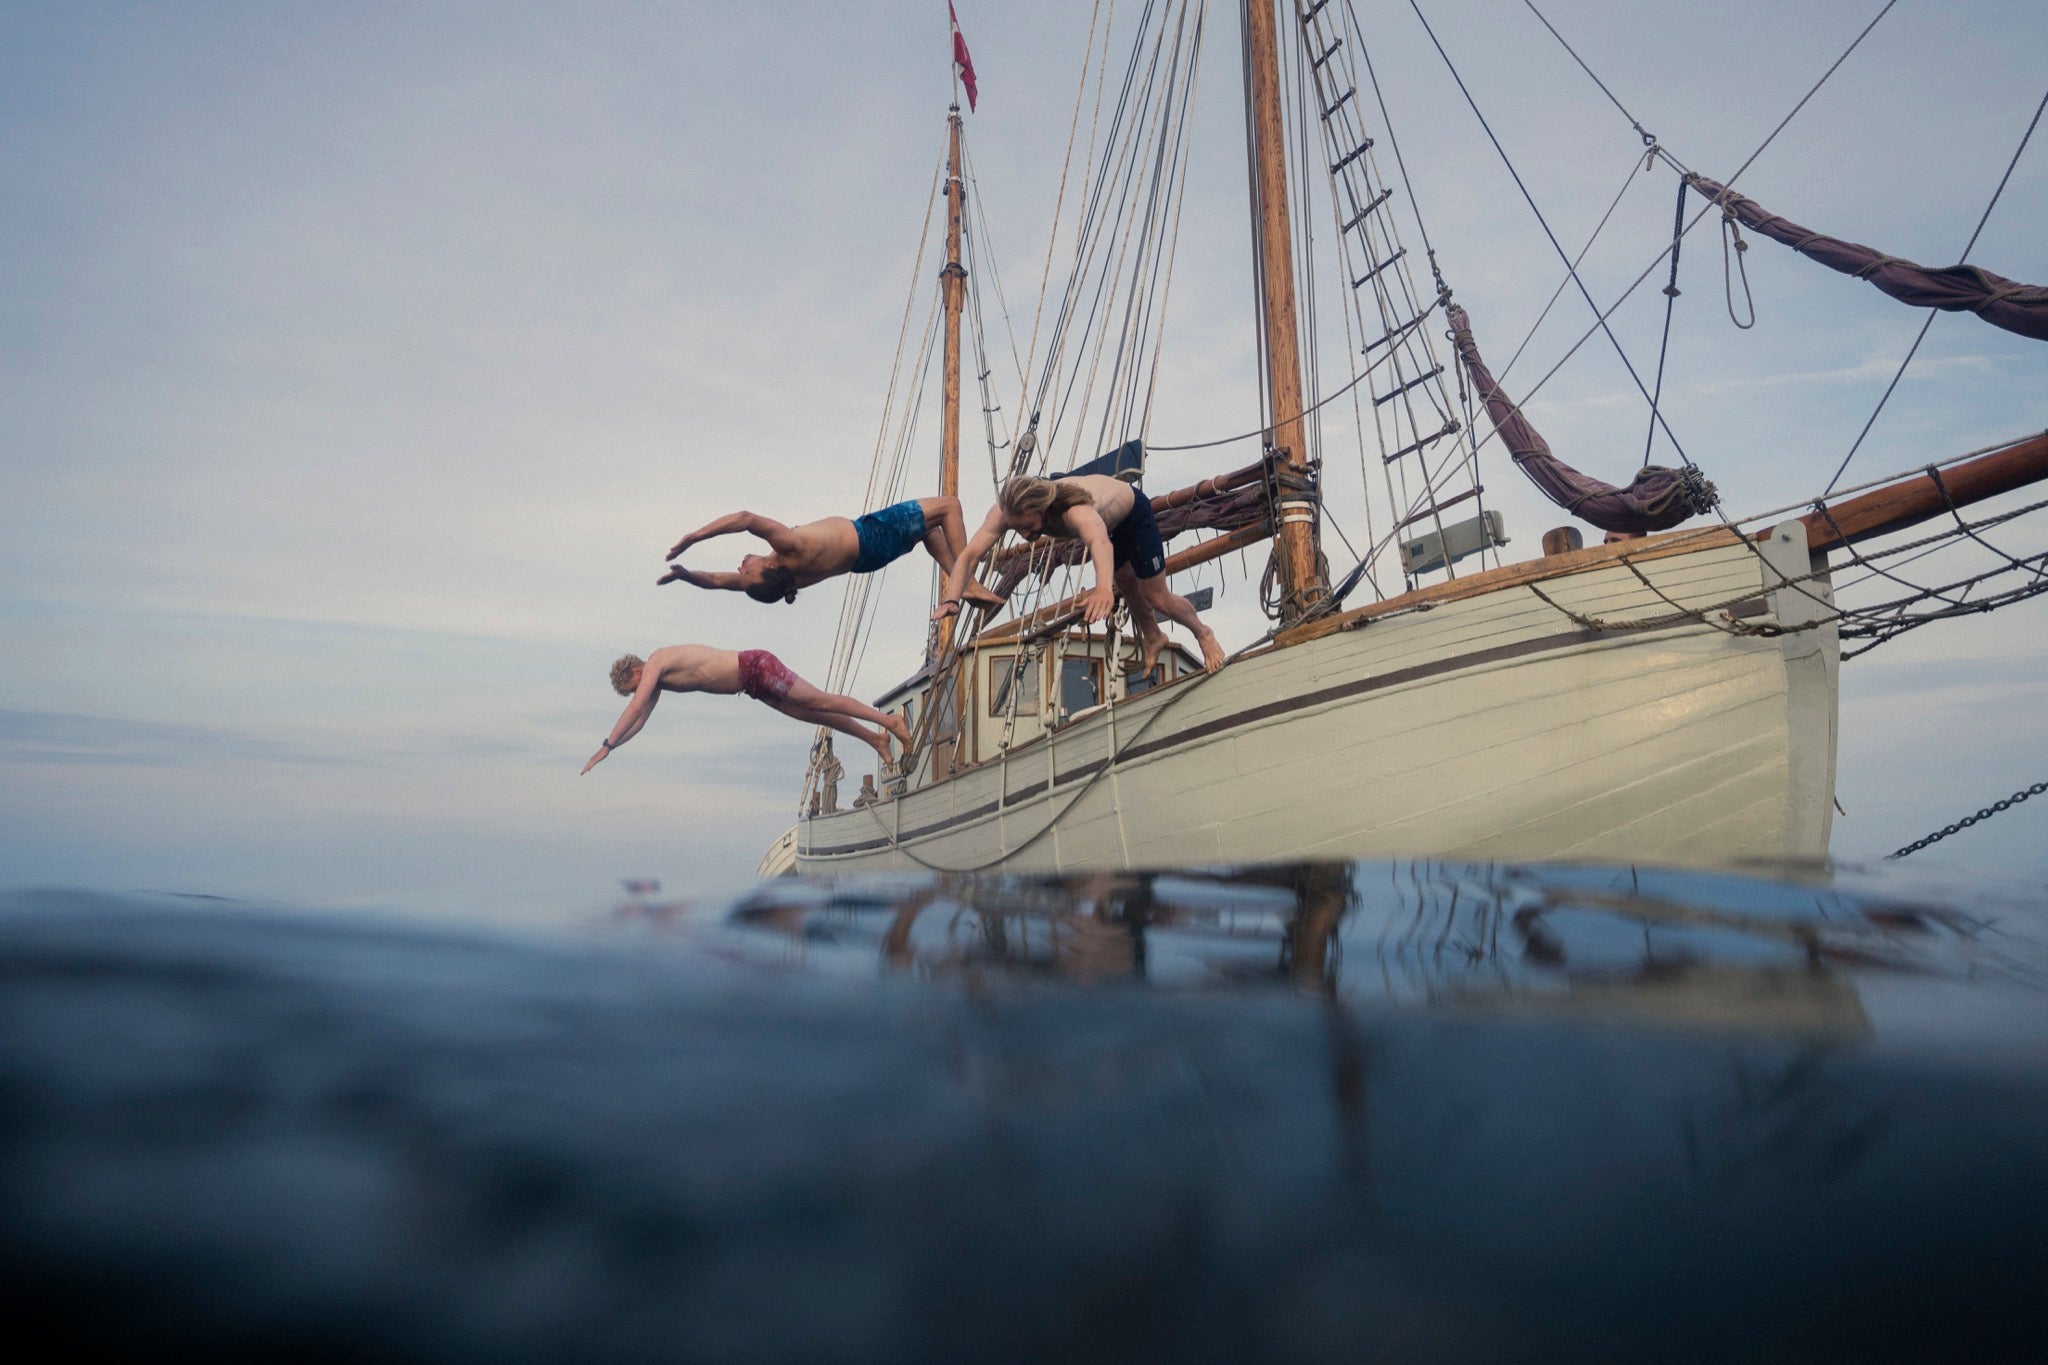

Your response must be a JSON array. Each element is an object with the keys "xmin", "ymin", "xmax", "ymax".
[
  {"xmin": 1687, "ymin": 174, "xmax": 2048, "ymax": 342},
  {"xmin": 1447, "ymin": 303, "xmax": 1716, "ymax": 533}
]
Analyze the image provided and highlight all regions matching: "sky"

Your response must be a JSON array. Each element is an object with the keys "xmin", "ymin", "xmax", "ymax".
[{"xmin": 2, "ymin": 1, "xmax": 2044, "ymax": 927}]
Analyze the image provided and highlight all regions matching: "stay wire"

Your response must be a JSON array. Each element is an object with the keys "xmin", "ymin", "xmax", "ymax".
[
  {"xmin": 1063, "ymin": 1, "xmax": 1186, "ymax": 468},
  {"xmin": 1822, "ymin": 82, "xmax": 2048, "ymax": 495},
  {"xmin": 1520, "ymin": 0, "xmax": 1654, "ymax": 146},
  {"xmin": 1100, "ymin": 0, "xmax": 1202, "ymax": 456},
  {"xmin": 1723, "ymin": 0, "xmax": 1899, "ymax": 190},
  {"xmin": 1159, "ymin": 0, "xmax": 1900, "ymax": 478},
  {"xmin": 1405, "ymin": 0, "xmax": 1694, "ymax": 469},
  {"xmin": 1465, "ymin": 0, "xmax": 1906, "ymax": 476},
  {"xmin": 1497, "ymin": 148, "xmax": 1646, "ymax": 385},
  {"xmin": 1012, "ymin": 0, "xmax": 1111, "ymax": 468},
  {"xmin": 1641, "ymin": 177, "xmax": 1688, "ymax": 467},
  {"xmin": 1046, "ymin": 0, "xmax": 1176, "ymax": 462},
  {"xmin": 1035, "ymin": 0, "xmax": 1162, "ymax": 441}
]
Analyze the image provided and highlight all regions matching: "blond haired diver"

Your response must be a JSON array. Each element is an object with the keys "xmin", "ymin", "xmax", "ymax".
[
  {"xmin": 580, "ymin": 646, "xmax": 912, "ymax": 776},
  {"xmin": 659, "ymin": 497, "xmax": 1001, "ymax": 608},
  {"xmin": 937, "ymin": 472, "xmax": 1225, "ymax": 674}
]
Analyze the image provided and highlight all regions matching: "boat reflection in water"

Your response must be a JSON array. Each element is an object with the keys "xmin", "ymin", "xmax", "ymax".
[
  {"xmin": 3, "ymin": 863, "xmax": 2045, "ymax": 1361},
  {"xmin": 703, "ymin": 859, "xmax": 2048, "ymax": 1357},
  {"xmin": 721, "ymin": 858, "xmax": 2020, "ymax": 1029}
]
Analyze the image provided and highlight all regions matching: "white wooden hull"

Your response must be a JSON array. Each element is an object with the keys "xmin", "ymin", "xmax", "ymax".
[{"xmin": 794, "ymin": 525, "xmax": 1838, "ymax": 874}]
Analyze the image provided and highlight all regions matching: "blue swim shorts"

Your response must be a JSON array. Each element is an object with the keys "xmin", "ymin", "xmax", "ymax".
[{"xmin": 851, "ymin": 499, "xmax": 929, "ymax": 574}]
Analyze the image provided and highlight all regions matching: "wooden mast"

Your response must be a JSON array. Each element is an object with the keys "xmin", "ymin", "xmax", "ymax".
[
  {"xmin": 922, "ymin": 105, "xmax": 971, "ymax": 772},
  {"xmin": 940, "ymin": 106, "xmax": 966, "ymax": 502},
  {"xmin": 1244, "ymin": 0, "xmax": 1323, "ymax": 625}
]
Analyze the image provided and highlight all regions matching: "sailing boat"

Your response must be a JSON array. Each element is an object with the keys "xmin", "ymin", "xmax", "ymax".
[{"xmin": 761, "ymin": 1, "xmax": 2047, "ymax": 877}]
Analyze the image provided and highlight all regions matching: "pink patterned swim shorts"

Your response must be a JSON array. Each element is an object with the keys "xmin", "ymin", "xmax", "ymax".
[{"xmin": 736, "ymin": 649, "xmax": 798, "ymax": 704}]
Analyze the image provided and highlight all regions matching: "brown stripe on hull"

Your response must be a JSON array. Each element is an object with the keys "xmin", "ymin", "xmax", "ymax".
[{"xmin": 801, "ymin": 618, "xmax": 1673, "ymax": 859}]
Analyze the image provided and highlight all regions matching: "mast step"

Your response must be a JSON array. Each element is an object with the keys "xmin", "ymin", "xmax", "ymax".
[
  {"xmin": 1395, "ymin": 485, "xmax": 1486, "ymax": 530},
  {"xmin": 1330, "ymin": 139, "xmax": 1375, "ymax": 176},
  {"xmin": 1342, "ymin": 188, "xmax": 1394, "ymax": 232},
  {"xmin": 1351, "ymin": 248, "xmax": 1405, "ymax": 290},
  {"xmin": 1381, "ymin": 419, "xmax": 1461, "ymax": 465},
  {"xmin": 1372, "ymin": 364, "xmax": 1445, "ymax": 407},
  {"xmin": 1302, "ymin": 0, "xmax": 1332, "ymax": 22},
  {"xmin": 1320, "ymin": 89, "xmax": 1355, "ymax": 122},
  {"xmin": 1311, "ymin": 40, "xmax": 1342, "ymax": 72},
  {"xmin": 1364, "ymin": 313, "xmax": 1427, "ymax": 355}
]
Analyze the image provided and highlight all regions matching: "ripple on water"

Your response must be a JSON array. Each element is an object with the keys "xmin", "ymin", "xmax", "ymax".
[{"xmin": 3, "ymin": 861, "xmax": 2046, "ymax": 1361}]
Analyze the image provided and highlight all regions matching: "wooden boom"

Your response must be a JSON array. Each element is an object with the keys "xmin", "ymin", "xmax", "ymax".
[
  {"xmin": 1279, "ymin": 430, "xmax": 2048, "ymax": 649},
  {"xmin": 1799, "ymin": 431, "xmax": 2048, "ymax": 551}
]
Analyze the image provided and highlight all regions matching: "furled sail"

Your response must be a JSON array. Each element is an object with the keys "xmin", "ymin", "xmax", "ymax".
[
  {"xmin": 1686, "ymin": 173, "xmax": 2048, "ymax": 342},
  {"xmin": 1447, "ymin": 304, "xmax": 1716, "ymax": 534}
]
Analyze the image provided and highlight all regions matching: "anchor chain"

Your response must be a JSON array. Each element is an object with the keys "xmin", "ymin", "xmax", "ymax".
[{"xmin": 1888, "ymin": 779, "xmax": 2048, "ymax": 859}]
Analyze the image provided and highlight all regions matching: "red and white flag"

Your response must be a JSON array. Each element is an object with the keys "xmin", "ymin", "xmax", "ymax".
[{"xmin": 949, "ymin": 1, "xmax": 978, "ymax": 111}]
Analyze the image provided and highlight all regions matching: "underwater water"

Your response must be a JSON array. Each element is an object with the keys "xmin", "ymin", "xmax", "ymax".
[{"xmin": 3, "ymin": 860, "xmax": 2047, "ymax": 1362}]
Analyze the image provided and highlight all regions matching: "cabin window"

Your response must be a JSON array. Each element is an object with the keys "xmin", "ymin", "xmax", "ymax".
[
  {"xmin": 988, "ymin": 653, "xmax": 1039, "ymax": 716},
  {"xmin": 925, "ymin": 673, "xmax": 958, "ymax": 739},
  {"xmin": 1059, "ymin": 657, "xmax": 1101, "ymax": 715},
  {"xmin": 1125, "ymin": 655, "xmax": 1169, "ymax": 694}
]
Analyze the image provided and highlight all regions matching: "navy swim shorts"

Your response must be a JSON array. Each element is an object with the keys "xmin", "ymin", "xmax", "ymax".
[
  {"xmin": 850, "ymin": 499, "xmax": 929, "ymax": 575},
  {"xmin": 1108, "ymin": 487, "xmax": 1166, "ymax": 579}
]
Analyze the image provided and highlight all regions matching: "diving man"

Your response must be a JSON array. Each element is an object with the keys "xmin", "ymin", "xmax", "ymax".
[
  {"xmin": 937, "ymin": 474, "xmax": 1225, "ymax": 674},
  {"xmin": 658, "ymin": 497, "xmax": 1002, "ymax": 607},
  {"xmin": 581, "ymin": 645, "xmax": 912, "ymax": 777}
]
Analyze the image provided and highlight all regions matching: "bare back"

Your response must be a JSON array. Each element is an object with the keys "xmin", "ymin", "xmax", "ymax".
[
  {"xmin": 1049, "ymin": 474, "xmax": 1136, "ymax": 536},
  {"xmin": 645, "ymin": 644, "xmax": 744, "ymax": 695},
  {"xmin": 767, "ymin": 517, "xmax": 861, "ymax": 584}
]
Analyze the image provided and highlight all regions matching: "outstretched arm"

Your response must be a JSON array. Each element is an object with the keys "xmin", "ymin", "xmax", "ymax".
[
  {"xmin": 581, "ymin": 673, "xmax": 663, "ymax": 774},
  {"xmin": 1064, "ymin": 505, "xmax": 1116, "ymax": 624},
  {"xmin": 666, "ymin": 511, "xmax": 797, "ymax": 561},
  {"xmin": 932, "ymin": 505, "xmax": 1008, "ymax": 621},
  {"xmin": 657, "ymin": 564, "xmax": 746, "ymax": 591}
]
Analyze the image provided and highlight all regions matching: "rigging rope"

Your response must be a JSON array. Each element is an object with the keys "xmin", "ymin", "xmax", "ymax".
[
  {"xmin": 823, "ymin": 148, "xmax": 947, "ymax": 699},
  {"xmin": 1446, "ymin": 0, "xmax": 1906, "ymax": 479},
  {"xmin": 1519, "ymin": 0, "xmax": 1655, "ymax": 147},
  {"xmin": 1641, "ymin": 178, "xmax": 1688, "ymax": 468},
  {"xmin": 1497, "ymin": 149, "xmax": 1649, "ymax": 385},
  {"xmin": 1721, "ymin": 0, "xmax": 1899, "ymax": 191},
  {"xmin": 1144, "ymin": 308, "xmax": 1438, "ymax": 451},
  {"xmin": 853, "ymin": 627, "xmax": 1277, "ymax": 874},
  {"xmin": 1014, "ymin": 0, "xmax": 1114, "ymax": 466},
  {"xmin": 1822, "ymin": 82, "xmax": 2048, "ymax": 494},
  {"xmin": 1404, "ymin": 0, "xmax": 1695, "ymax": 470}
]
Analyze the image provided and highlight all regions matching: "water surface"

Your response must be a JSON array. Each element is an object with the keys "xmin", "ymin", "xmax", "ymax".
[{"xmin": 4, "ymin": 859, "xmax": 2045, "ymax": 1361}]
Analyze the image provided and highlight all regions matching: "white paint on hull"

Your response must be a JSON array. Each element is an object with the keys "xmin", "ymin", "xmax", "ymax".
[{"xmin": 794, "ymin": 533, "xmax": 1838, "ymax": 874}]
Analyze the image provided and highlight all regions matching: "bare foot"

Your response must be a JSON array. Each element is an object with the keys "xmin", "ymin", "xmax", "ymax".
[
  {"xmin": 1139, "ymin": 627, "xmax": 1168, "ymax": 676},
  {"xmin": 884, "ymin": 714, "xmax": 913, "ymax": 749},
  {"xmin": 962, "ymin": 582, "xmax": 1006, "ymax": 609},
  {"xmin": 1196, "ymin": 629, "xmax": 1225, "ymax": 674}
]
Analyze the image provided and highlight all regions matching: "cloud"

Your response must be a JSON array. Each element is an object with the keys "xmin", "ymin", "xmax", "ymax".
[{"xmin": 1684, "ymin": 352, "xmax": 2001, "ymax": 399}]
